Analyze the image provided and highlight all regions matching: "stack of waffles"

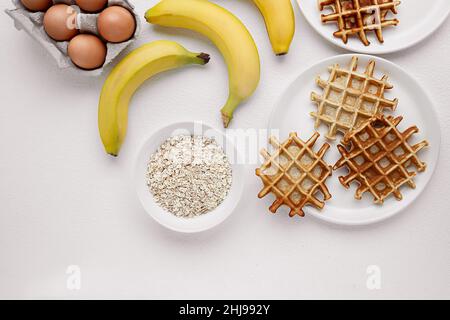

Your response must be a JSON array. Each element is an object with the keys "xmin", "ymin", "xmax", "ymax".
[
  {"xmin": 256, "ymin": 56, "xmax": 428, "ymax": 217},
  {"xmin": 318, "ymin": 0, "xmax": 401, "ymax": 46}
]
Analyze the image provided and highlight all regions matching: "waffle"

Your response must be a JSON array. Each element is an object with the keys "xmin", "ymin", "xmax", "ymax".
[
  {"xmin": 334, "ymin": 115, "xmax": 428, "ymax": 204},
  {"xmin": 318, "ymin": 0, "xmax": 401, "ymax": 46},
  {"xmin": 256, "ymin": 132, "xmax": 333, "ymax": 217},
  {"xmin": 311, "ymin": 56, "xmax": 398, "ymax": 140}
]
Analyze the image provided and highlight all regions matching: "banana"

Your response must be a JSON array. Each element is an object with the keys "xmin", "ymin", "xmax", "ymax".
[
  {"xmin": 145, "ymin": 0, "xmax": 260, "ymax": 128},
  {"xmin": 98, "ymin": 40, "xmax": 210, "ymax": 156},
  {"xmin": 252, "ymin": 0, "xmax": 296, "ymax": 55}
]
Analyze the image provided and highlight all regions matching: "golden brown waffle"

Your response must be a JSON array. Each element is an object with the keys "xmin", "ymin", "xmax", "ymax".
[
  {"xmin": 256, "ymin": 132, "xmax": 333, "ymax": 217},
  {"xmin": 334, "ymin": 115, "xmax": 428, "ymax": 204},
  {"xmin": 318, "ymin": 0, "xmax": 401, "ymax": 46},
  {"xmin": 311, "ymin": 56, "xmax": 398, "ymax": 140}
]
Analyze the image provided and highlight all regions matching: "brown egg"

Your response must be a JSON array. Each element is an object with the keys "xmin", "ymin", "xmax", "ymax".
[
  {"xmin": 97, "ymin": 6, "xmax": 136, "ymax": 43},
  {"xmin": 68, "ymin": 34, "xmax": 107, "ymax": 70},
  {"xmin": 75, "ymin": 0, "xmax": 108, "ymax": 13},
  {"xmin": 43, "ymin": 4, "xmax": 79, "ymax": 41},
  {"xmin": 21, "ymin": 0, "xmax": 53, "ymax": 12}
]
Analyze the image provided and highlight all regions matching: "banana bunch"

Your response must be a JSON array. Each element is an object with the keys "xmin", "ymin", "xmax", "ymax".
[
  {"xmin": 98, "ymin": 0, "xmax": 296, "ymax": 156},
  {"xmin": 98, "ymin": 40, "xmax": 209, "ymax": 156}
]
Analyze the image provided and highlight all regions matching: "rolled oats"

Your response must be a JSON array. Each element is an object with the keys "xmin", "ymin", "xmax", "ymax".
[{"xmin": 146, "ymin": 135, "xmax": 232, "ymax": 218}]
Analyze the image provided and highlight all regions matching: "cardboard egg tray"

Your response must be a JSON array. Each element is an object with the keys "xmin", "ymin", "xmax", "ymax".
[{"xmin": 5, "ymin": 0, "xmax": 141, "ymax": 76}]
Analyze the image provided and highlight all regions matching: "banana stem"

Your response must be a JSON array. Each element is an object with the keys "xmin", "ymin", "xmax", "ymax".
[
  {"xmin": 196, "ymin": 53, "xmax": 210, "ymax": 64},
  {"xmin": 220, "ymin": 95, "xmax": 242, "ymax": 128}
]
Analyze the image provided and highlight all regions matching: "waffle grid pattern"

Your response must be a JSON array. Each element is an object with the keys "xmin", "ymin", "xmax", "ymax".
[
  {"xmin": 256, "ymin": 132, "xmax": 332, "ymax": 217},
  {"xmin": 319, "ymin": 0, "xmax": 401, "ymax": 46},
  {"xmin": 334, "ymin": 115, "xmax": 428, "ymax": 203},
  {"xmin": 311, "ymin": 56, "xmax": 398, "ymax": 140}
]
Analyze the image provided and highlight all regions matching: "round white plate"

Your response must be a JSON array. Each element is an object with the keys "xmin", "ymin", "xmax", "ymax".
[
  {"xmin": 134, "ymin": 121, "xmax": 245, "ymax": 233},
  {"xmin": 297, "ymin": 0, "xmax": 450, "ymax": 54},
  {"xmin": 268, "ymin": 54, "xmax": 440, "ymax": 225}
]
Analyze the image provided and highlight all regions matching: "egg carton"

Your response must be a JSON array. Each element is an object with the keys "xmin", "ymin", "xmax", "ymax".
[{"xmin": 5, "ymin": 0, "xmax": 141, "ymax": 76}]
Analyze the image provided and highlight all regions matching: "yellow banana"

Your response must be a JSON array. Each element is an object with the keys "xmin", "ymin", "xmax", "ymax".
[
  {"xmin": 145, "ymin": 0, "xmax": 260, "ymax": 128},
  {"xmin": 252, "ymin": 0, "xmax": 295, "ymax": 55},
  {"xmin": 98, "ymin": 40, "xmax": 209, "ymax": 156}
]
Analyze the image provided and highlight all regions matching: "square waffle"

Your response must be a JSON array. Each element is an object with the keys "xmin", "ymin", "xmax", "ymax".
[
  {"xmin": 334, "ymin": 115, "xmax": 428, "ymax": 203},
  {"xmin": 318, "ymin": 0, "xmax": 401, "ymax": 46},
  {"xmin": 311, "ymin": 56, "xmax": 398, "ymax": 140},
  {"xmin": 256, "ymin": 132, "xmax": 333, "ymax": 217}
]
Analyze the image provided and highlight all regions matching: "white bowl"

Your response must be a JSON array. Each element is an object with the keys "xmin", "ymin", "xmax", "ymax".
[{"xmin": 134, "ymin": 121, "xmax": 245, "ymax": 233}]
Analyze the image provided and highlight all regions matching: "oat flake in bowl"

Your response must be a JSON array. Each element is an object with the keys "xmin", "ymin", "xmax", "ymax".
[{"xmin": 146, "ymin": 135, "xmax": 232, "ymax": 218}]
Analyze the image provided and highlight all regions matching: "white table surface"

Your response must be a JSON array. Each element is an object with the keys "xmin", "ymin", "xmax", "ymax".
[{"xmin": 1, "ymin": 0, "xmax": 449, "ymax": 299}]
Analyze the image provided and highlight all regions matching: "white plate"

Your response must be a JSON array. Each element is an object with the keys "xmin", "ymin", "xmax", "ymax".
[
  {"xmin": 297, "ymin": 0, "xmax": 450, "ymax": 54},
  {"xmin": 268, "ymin": 54, "xmax": 440, "ymax": 225},
  {"xmin": 134, "ymin": 121, "xmax": 245, "ymax": 233}
]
